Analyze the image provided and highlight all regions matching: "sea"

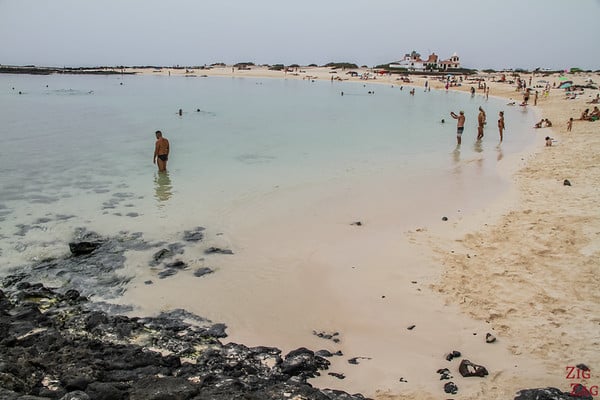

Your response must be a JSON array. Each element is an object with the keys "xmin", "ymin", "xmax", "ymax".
[{"xmin": 1, "ymin": 72, "xmax": 540, "ymax": 385}]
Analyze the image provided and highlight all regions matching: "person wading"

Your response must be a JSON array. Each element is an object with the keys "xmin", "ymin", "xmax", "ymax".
[{"xmin": 153, "ymin": 130, "xmax": 170, "ymax": 172}]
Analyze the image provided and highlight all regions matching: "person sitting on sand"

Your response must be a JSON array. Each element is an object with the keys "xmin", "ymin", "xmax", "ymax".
[
  {"xmin": 545, "ymin": 136, "xmax": 553, "ymax": 146},
  {"xmin": 588, "ymin": 106, "xmax": 600, "ymax": 121},
  {"xmin": 534, "ymin": 119, "xmax": 544, "ymax": 128},
  {"xmin": 587, "ymin": 94, "xmax": 599, "ymax": 104},
  {"xmin": 544, "ymin": 119, "xmax": 553, "ymax": 127},
  {"xmin": 580, "ymin": 109, "xmax": 590, "ymax": 120}
]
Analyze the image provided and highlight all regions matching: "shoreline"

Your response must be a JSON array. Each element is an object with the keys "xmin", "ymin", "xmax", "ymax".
[
  {"xmin": 167, "ymin": 66, "xmax": 599, "ymax": 398},
  {"xmin": 112, "ymin": 67, "xmax": 594, "ymax": 398},
  {"xmin": 1, "ymin": 66, "xmax": 598, "ymax": 399}
]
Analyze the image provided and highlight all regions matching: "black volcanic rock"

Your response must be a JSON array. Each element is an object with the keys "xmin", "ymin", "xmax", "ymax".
[
  {"xmin": 69, "ymin": 241, "xmax": 101, "ymax": 256},
  {"xmin": 514, "ymin": 387, "xmax": 593, "ymax": 400},
  {"xmin": 0, "ymin": 282, "xmax": 369, "ymax": 400}
]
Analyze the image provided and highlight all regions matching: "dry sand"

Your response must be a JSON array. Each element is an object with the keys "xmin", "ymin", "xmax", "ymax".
[
  {"xmin": 424, "ymin": 74, "xmax": 600, "ymax": 398},
  {"xmin": 119, "ymin": 65, "xmax": 600, "ymax": 399}
]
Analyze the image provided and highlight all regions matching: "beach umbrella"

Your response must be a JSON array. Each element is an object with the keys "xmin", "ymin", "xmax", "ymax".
[{"xmin": 559, "ymin": 82, "xmax": 572, "ymax": 89}]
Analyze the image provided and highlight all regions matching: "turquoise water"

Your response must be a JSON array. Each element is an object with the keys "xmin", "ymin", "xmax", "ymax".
[{"xmin": 0, "ymin": 73, "xmax": 537, "ymax": 272}]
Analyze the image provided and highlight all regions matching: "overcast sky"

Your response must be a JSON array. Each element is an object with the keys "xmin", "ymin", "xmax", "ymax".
[{"xmin": 1, "ymin": 0, "xmax": 599, "ymax": 70}]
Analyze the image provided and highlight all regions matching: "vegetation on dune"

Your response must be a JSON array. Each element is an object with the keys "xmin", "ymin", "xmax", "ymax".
[{"xmin": 322, "ymin": 62, "xmax": 359, "ymax": 69}]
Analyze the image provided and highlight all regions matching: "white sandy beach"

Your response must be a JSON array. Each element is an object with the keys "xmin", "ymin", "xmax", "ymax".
[{"xmin": 116, "ymin": 65, "xmax": 600, "ymax": 399}]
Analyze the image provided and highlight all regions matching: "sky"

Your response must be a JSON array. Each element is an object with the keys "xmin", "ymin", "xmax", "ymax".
[{"xmin": 1, "ymin": 0, "xmax": 599, "ymax": 70}]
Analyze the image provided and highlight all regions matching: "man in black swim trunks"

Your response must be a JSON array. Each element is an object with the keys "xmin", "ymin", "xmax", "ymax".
[
  {"xmin": 450, "ymin": 110, "xmax": 465, "ymax": 145},
  {"xmin": 153, "ymin": 130, "xmax": 170, "ymax": 172}
]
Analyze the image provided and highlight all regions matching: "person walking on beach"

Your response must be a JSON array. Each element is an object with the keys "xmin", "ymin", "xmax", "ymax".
[
  {"xmin": 153, "ymin": 130, "xmax": 170, "ymax": 172},
  {"xmin": 477, "ymin": 106, "xmax": 486, "ymax": 140},
  {"xmin": 450, "ymin": 110, "xmax": 465, "ymax": 145},
  {"xmin": 498, "ymin": 111, "xmax": 505, "ymax": 142}
]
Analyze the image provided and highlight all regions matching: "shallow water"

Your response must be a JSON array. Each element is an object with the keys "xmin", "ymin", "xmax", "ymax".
[
  {"xmin": 1, "ymin": 73, "xmax": 538, "ymax": 393},
  {"xmin": 1, "ymin": 73, "xmax": 535, "ymax": 260}
]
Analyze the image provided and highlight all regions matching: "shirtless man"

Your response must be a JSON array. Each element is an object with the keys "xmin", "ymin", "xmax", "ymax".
[
  {"xmin": 477, "ymin": 106, "xmax": 486, "ymax": 140},
  {"xmin": 153, "ymin": 130, "xmax": 170, "ymax": 172},
  {"xmin": 450, "ymin": 110, "xmax": 465, "ymax": 145}
]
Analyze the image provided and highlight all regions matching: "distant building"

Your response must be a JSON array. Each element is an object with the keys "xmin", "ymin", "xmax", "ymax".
[
  {"xmin": 389, "ymin": 51, "xmax": 461, "ymax": 71},
  {"xmin": 438, "ymin": 53, "xmax": 461, "ymax": 71}
]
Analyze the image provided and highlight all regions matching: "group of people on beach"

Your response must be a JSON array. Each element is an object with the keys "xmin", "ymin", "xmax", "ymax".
[
  {"xmin": 579, "ymin": 106, "xmax": 600, "ymax": 122},
  {"xmin": 449, "ymin": 106, "xmax": 504, "ymax": 145},
  {"xmin": 534, "ymin": 119, "xmax": 553, "ymax": 129}
]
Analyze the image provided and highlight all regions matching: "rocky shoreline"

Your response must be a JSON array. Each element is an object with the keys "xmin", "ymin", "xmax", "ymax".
[
  {"xmin": 0, "ymin": 278, "xmax": 370, "ymax": 400},
  {"xmin": 0, "ymin": 66, "xmax": 136, "ymax": 75},
  {"xmin": 0, "ymin": 229, "xmax": 592, "ymax": 400}
]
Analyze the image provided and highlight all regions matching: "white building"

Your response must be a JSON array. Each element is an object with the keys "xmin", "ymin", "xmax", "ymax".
[{"xmin": 389, "ymin": 51, "xmax": 460, "ymax": 71}]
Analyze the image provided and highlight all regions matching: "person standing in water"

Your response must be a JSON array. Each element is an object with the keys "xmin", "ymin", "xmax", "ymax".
[
  {"xmin": 498, "ymin": 111, "xmax": 505, "ymax": 142},
  {"xmin": 153, "ymin": 130, "xmax": 170, "ymax": 172},
  {"xmin": 450, "ymin": 110, "xmax": 465, "ymax": 145},
  {"xmin": 477, "ymin": 106, "xmax": 486, "ymax": 140}
]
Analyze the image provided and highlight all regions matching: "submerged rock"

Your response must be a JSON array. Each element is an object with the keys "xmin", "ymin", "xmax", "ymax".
[
  {"xmin": 183, "ymin": 227, "xmax": 205, "ymax": 242},
  {"xmin": 193, "ymin": 267, "xmax": 214, "ymax": 277},
  {"xmin": 204, "ymin": 247, "xmax": 234, "ymax": 255},
  {"xmin": 69, "ymin": 241, "xmax": 101, "ymax": 256}
]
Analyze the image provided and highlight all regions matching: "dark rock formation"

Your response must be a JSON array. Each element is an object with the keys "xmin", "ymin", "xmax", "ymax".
[
  {"xmin": 151, "ymin": 248, "xmax": 173, "ymax": 264},
  {"xmin": 313, "ymin": 330, "xmax": 340, "ymax": 343},
  {"xmin": 204, "ymin": 247, "xmax": 234, "ymax": 255},
  {"xmin": 514, "ymin": 386, "xmax": 593, "ymax": 400},
  {"xmin": 458, "ymin": 359, "xmax": 489, "ymax": 377},
  {"xmin": 183, "ymin": 227, "xmax": 205, "ymax": 242},
  {"xmin": 0, "ymin": 282, "xmax": 369, "ymax": 400},
  {"xmin": 69, "ymin": 241, "xmax": 101, "ymax": 256},
  {"xmin": 193, "ymin": 267, "xmax": 214, "ymax": 277},
  {"xmin": 486, "ymin": 332, "xmax": 497, "ymax": 343},
  {"xmin": 315, "ymin": 350, "xmax": 343, "ymax": 358},
  {"xmin": 444, "ymin": 381, "xmax": 458, "ymax": 394},
  {"xmin": 347, "ymin": 357, "xmax": 371, "ymax": 365},
  {"xmin": 576, "ymin": 363, "xmax": 590, "ymax": 371},
  {"xmin": 436, "ymin": 368, "xmax": 453, "ymax": 380},
  {"xmin": 445, "ymin": 350, "xmax": 462, "ymax": 361}
]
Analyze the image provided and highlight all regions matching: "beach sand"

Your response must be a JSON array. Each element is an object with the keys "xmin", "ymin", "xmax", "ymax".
[{"xmin": 118, "ymin": 65, "xmax": 600, "ymax": 399}]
